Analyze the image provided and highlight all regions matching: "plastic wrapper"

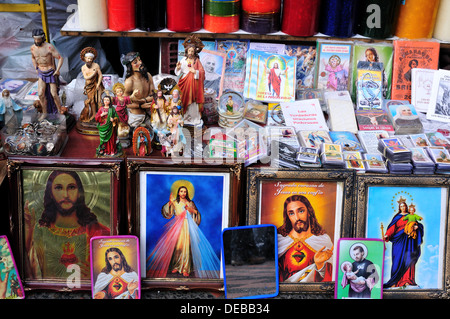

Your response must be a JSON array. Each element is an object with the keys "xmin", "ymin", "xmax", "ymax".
[{"xmin": 1, "ymin": 112, "xmax": 68, "ymax": 156}]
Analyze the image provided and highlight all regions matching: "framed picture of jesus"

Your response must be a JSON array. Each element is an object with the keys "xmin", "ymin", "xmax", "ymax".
[
  {"xmin": 245, "ymin": 167, "xmax": 354, "ymax": 293},
  {"xmin": 126, "ymin": 157, "xmax": 242, "ymax": 290}
]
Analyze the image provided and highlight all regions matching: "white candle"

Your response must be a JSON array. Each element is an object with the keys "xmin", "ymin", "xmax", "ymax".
[
  {"xmin": 78, "ymin": 0, "xmax": 108, "ymax": 31},
  {"xmin": 434, "ymin": 0, "xmax": 450, "ymax": 41}
]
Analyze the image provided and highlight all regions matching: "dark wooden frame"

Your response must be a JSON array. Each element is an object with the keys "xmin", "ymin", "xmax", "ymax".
[
  {"xmin": 6, "ymin": 156, "xmax": 123, "ymax": 291},
  {"xmin": 353, "ymin": 173, "xmax": 450, "ymax": 299},
  {"xmin": 126, "ymin": 157, "xmax": 243, "ymax": 291},
  {"xmin": 245, "ymin": 167, "xmax": 355, "ymax": 294}
]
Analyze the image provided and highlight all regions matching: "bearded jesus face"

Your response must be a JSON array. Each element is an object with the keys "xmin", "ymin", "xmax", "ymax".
[
  {"xmin": 107, "ymin": 251, "xmax": 123, "ymax": 271},
  {"xmin": 286, "ymin": 201, "xmax": 310, "ymax": 234}
]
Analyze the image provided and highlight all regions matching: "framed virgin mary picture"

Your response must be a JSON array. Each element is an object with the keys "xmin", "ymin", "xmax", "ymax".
[
  {"xmin": 354, "ymin": 174, "xmax": 450, "ymax": 298},
  {"xmin": 245, "ymin": 167, "xmax": 354, "ymax": 293},
  {"xmin": 126, "ymin": 157, "xmax": 242, "ymax": 290},
  {"xmin": 7, "ymin": 156, "xmax": 123, "ymax": 290}
]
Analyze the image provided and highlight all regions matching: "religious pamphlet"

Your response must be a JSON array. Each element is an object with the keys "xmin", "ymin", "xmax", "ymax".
[
  {"xmin": 280, "ymin": 99, "xmax": 328, "ymax": 132},
  {"xmin": 391, "ymin": 40, "xmax": 440, "ymax": 102},
  {"xmin": 244, "ymin": 49, "xmax": 296, "ymax": 103},
  {"xmin": 315, "ymin": 40, "xmax": 353, "ymax": 92}
]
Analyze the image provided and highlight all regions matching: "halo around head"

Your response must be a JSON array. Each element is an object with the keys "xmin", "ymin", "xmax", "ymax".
[
  {"xmin": 349, "ymin": 242, "xmax": 368, "ymax": 261},
  {"xmin": 170, "ymin": 180, "xmax": 195, "ymax": 200},
  {"xmin": 80, "ymin": 47, "xmax": 98, "ymax": 62}
]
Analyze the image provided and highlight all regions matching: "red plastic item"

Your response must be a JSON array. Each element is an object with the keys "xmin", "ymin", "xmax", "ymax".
[
  {"xmin": 242, "ymin": 0, "xmax": 280, "ymax": 13},
  {"xmin": 204, "ymin": 15, "xmax": 239, "ymax": 33},
  {"xmin": 108, "ymin": 0, "xmax": 136, "ymax": 31},
  {"xmin": 167, "ymin": 0, "xmax": 203, "ymax": 32},
  {"xmin": 281, "ymin": 0, "xmax": 321, "ymax": 36}
]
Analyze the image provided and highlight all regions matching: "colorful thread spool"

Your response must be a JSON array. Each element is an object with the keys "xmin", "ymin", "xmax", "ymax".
[
  {"xmin": 395, "ymin": 0, "xmax": 440, "ymax": 39},
  {"xmin": 136, "ymin": 0, "xmax": 166, "ymax": 31},
  {"xmin": 353, "ymin": 0, "xmax": 400, "ymax": 39},
  {"xmin": 281, "ymin": 0, "xmax": 320, "ymax": 37},
  {"xmin": 433, "ymin": 0, "xmax": 450, "ymax": 41},
  {"xmin": 166, "ymin": 0, "xmax": 202, "ymax": 32},
  {"xmin": 78, "ymin": 0, "xmax": 108, "ymax": 31},
  {"xmin": 107, "ymin": 0, "xmax": 135, "ymax": 31},
  {"xmin": 319, "ymin": 0, "xmax": 357, "ymax": 38},
  {"xmin": 204, "ymin": 0, "xmax": 240, "ymax": 33}
]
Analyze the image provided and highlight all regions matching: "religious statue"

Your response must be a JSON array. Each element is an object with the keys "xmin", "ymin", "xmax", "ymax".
[
  {"xmin": 150, "ymin": 89, "xmax": 170, "ymax": 135},
  {"xmin": 112, "ymin": 82, "xmax": 131, "ymax": 138},
  {"xmin": 174, "ymin": 35, "xmax": 205, "ymax": 126},
  {"xmin": 80, "ymin": 47, "xmax": 104, "ymax": 123},
  {"xmin": 132, "ymin": 126, "xmax": 152, "ymax": 156},
  {"xmin": 225, "ymin": 95, "xmax": 234, "ymax": 115},
  {"xmin": 167, "ymin": 87, "xmax": 183, "ymax": 113},
  {"xmin": 0, "ymin": 89, "xmax": 23, "ymax": 128},
  {"xmin": 164, "ymin": 105, "xmax": 186, "ymax": 157},
  {"xmin": 121, "ymin": 52, "xmax": 156, "ymax": 130},
  {"xmin": 95, "ymin": 94, "xmax": 122, "ymax": 157},
  {"xmin": 30, "ymin": 28, "xmax": 64, "ymax": 114}
]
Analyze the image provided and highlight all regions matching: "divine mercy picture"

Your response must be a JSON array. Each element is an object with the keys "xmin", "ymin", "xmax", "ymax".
[
  {"xmin": 366, "ymin": 186, "xmax": 447, "ymax": 290},
  {"xmin": 139, "ymin": 171, "xmax": 230, "ymax": 280},
  {"xmin": 258, "ymin": 180, "xmax": 343, "ymax": 284}
]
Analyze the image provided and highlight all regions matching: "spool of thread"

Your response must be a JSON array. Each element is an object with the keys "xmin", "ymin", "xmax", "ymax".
[
  {"xmin": 281, "ymin": 0, "xmax": 320, "ymax": 37},
  {"xmin": 204, "ymin": 0, "xmax": 240, "ymax": 33},
  {"xmin": 433, "ymin": 0, "xmax": 450, "ymax": 41},
  {"xmin": 166, "ymin": 0, "xmax": 202, "ymax": 32},
  {"xmin": 395, "ymin": 0, "xmax": 440, "ymax": 39},
  {"xmin": 108, "ymin": 0, "xmax": 135, "ymax": 31},
  {"xmin": 78, "ymin": 0, "xmax": 108, "ymax": 31},
  {"xmin": 353, "ymin": 0, "xmax": 400, "ymax": 39},
  {"xmin": 135, "ymin": 0, "xmax": 166, "ymax": 31},
  {"xmin": 319, "ymin": 0, "xmax": 357, "ymax": 38}
]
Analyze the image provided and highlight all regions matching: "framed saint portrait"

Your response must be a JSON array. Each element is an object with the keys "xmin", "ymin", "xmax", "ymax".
[
  {"xmin": 354, "ymin": 174, "xmax": 450, "ymax": 299},
  {"xmin": 7, "ymin": 156, "xmax": 123, "ymax": 290},
  {"xmin": 126, "ymin": 157, "xmax": 242, "ymax": 290},
  {"xmin": 246, "ymin": 167, "xmax": 354, "ymax": 293},
  {"xmin": 90, "ymin": 235, "xmax": 141, "ymax": 299},
  {"xmin": 334, "ymin": 238, "xmax": 385, "ymax": 300}
]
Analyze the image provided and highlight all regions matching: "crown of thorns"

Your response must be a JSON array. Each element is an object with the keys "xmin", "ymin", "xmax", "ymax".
[{"xmin": 182, "ymin": 35, "xmax": 204, "ymax": 54}]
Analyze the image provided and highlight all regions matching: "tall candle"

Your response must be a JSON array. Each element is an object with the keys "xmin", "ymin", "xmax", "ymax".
[
  {"xmin": 353, "ymin": 0, "xmax": 400, "ymax": 39},
  {"xmin": 319, "ymin": 0, "xmax": 357, "ymax": 38},
  {"xmin": 241, "ymin": 0, "xmax": 281, "ymax": 34},
  {"xmin": 395, "ymin": 0, "xmax": 440, "ymax": 39},
  {"xmin": 166, "ymin": 0, "xmax": 202, "ymax": 32},
  {"xmin": 108, "ymin": 0, "xmax": 135, "ymax": 31},
  {"xmin": 204, "ymin": 0, "xmax": 240, "ymax": 33},
  {"xmin": 242, "ymin": 0, "xmax": 280, "ymax": 13},
  {"xmin": 78, "ymin": 0, "xmax": 108, "ymax": 31},
  {"xmin": 433, "ymin": 0, "xmax": 450, "ymax": 41},
  {"xmin": 136, "ymin": 0, "xmax": 166, "ymax": 31},
  {"xmin": 281, "ymin": 0, "xmax": 320, "ymax": 37}
]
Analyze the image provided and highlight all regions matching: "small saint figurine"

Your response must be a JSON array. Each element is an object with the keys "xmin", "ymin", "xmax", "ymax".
[
  {"xmin": 30, "ymin": 28, "xmax": 64, "ymax": 114},
  {"xmin": 0, "ymin": 89, "xmax": 23, "ymax": 128},
  {"xmin": 95, "ymin": 94, "xmax": 122, "ymax": 157},
  {"xmin": 165, "ymin": 105, "xmax": 186, "ymax": 156},
  {"xmin": 112, "ymin": 82, "xmax": 131, "ymax": 138},
  {"xmin": 80, "ymin": 47, "xmax": 104, "ymax": 123},
  {"xmin": 121, "ymin": 52, "xmax": 156, "ymax": 130},
  {"xmin": 132, "ymin": 126, "xmax": 152, "ymax": 156},
  {"xmin": 151, "ymin": 89, "xmax": 170, "ymax": 135},
  {"xmin": 225, "ymin": 95, "xmax": 234, "ymax": 115},
  {"xmin": 167, "ymin": 88, "xmax": 183, "ymax": 114},
  {"xmin": 175, "ymin": 34, "xmax": 205, "ymax": 126}
]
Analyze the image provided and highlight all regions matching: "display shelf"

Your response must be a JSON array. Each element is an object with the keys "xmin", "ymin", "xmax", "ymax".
[{"xmin": 61, "ymin": 24, "xmax": 450, "ymax": 48}]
